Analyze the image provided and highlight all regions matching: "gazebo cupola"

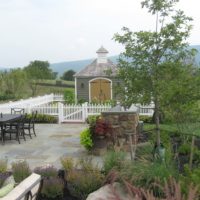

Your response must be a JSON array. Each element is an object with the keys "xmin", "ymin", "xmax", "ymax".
[
  {"xmin": 74, "ymin": 46, "xmax": 118, "ymax": 103},
  {"xmin": 96, "ymin": 46, "xmax": 109, "ymax": 64}
]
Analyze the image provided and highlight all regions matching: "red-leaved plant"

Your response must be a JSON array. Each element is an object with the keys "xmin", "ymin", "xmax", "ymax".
[
  {"xmin": 103, "ymin": 170, "xmax": 199, "ymax": 200},
  {"xmin": 95, "ymin": 118, "xmax": 112, "ymax": 137}
]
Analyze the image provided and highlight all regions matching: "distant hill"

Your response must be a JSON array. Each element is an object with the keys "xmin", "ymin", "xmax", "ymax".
[
  {"xmin": 50, "ymin": 45, "xmax": 200, "ymax": 77},
  {"xmin": 50, "ymin": 56, "xmax": 118, "ymax": 76},
  {"xmin": 1, "ymin": 45, "xmax": 199, "ymax": 75},
  {"xmin": 191, "ymin": 45, "xmax": 200, "ymax": 65},
  {"xmin": 0, "ymin": 67, "xmax": 10, "ymax": 72}
]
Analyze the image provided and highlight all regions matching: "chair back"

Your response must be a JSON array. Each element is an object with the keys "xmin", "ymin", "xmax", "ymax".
[
  {"xmin": 11, "ymin": 108, "xmax": 25, "ymax": 114},
  {"xmin": 30, "ymin": 111, "xmax": 38, "ymax": 124},
  {"xmin": 15, "ymin": 114, "xmax": 27, "ymax": 130},
  {"xmin": 33, "ymin": 111, "xmax": 37, "ymax": 120},
  {"xmin": 25, "ymin": 111, "xmax": 37, "ymax": 126}
]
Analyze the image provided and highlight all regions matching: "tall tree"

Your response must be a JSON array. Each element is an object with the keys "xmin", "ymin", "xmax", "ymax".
[
  {"xmin": 114, "ymin": 0, "xmax": 196, "ymax": 147},
  {"xmin": 24, "ymin": 60, "xmax": 54, "ymax": 96},
  {"xmin": 61, "ymin": 70, "xmax": 75, "ymax": 81},
  {"xmin": 0, "ymin": 69, "xmax": 27, "ymax": 99},
  {"xmin": 25, "ymin": 60, "xmax": 53, "ymax": 80}
]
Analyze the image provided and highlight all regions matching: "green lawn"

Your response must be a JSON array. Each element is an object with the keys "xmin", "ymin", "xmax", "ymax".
[
  {"xmin": 144, "ymin": 123, "xmax": 200, "ymax": 136},
  {"xmin": 2, "ymin": 80, "xmax": 75, "ymax": 101},
  {"xmin": 35, "ymin": 79, "xmax": 74, "ymax": 96},
  {"xmin": 36, "ymin": 85, "xmax": 74, "ymax": 96},
  {"xmin": 37, "ymin": 79, "xmax": 74, "ymax": 86}
]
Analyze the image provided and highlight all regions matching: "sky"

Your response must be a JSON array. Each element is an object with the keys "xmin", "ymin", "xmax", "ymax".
[{"xmin": 0, "ymin": 0, "xmax": 199, "ymax": 68}]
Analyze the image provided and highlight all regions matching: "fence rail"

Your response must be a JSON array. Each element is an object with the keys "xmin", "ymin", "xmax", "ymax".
[
  {"xmin": 58, "ymin": 103, "xmax": 112, "ymax": 123},
  {"xmin": 32, "ymin": 105, "xmax": 59, "ymax": 116},
  {"xmin": 128, "ymin": 103, "xmax": 154, "ymax": 116},
  {"xmin": 0, "ymin": 94, "xmax": 64, "ymax": 113},
  {"xmin": 137, "ymin": 106, "xmax": 154, "ymax": 116},
  {"xmin": 0, "ymin": 94, "xmax": 154, "ymax": 123}
]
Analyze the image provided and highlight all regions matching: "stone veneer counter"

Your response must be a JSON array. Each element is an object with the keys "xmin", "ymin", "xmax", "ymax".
[{"xmin": 102, "ymin": 111, "xmax": 139, "ymax": 137}]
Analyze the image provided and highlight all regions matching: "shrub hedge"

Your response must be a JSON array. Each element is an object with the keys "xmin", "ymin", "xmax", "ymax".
[
  {"xmin": 80, "ymin": 128, "xmax": 93, "ymax": 150},
  {"xmin": 27, "ymin": 114, "xmax": 57, "ymax": 123},
  {"xmin": 139, "ymin": 115, "xmax": 153, "ymax": 123}
]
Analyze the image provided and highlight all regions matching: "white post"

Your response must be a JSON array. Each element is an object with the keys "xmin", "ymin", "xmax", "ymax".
[
  {"xmin": 27, "ymin": 105, "xmax": 31, "ymax": 114},
  {"xmin": 151, "ymin": 107, "xmax": 154, "ymax": 116},
  {"xmin": 58, "ymin": 102, "xmax": 64, "ymax": 124},
  {"xmin": 75, "ymin": 77, "xmax": 77, "ymax": 104},
  {"xmin": 82, "ymin": 102, "xmax": 88, "ymax": 122},
  {"xmin": 51, "ymin": 93, "xmax": 54, "ymax": 102},
  {"xmin": 82, "ymin": 103, "xmax": 85, "ymax": 122},
  {"xmin": 85, "ymin": 102, "xmax": 88, "ymax": 120}
]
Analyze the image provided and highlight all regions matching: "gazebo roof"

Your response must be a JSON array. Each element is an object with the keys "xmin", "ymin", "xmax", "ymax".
[
  {"xmin": 74, "ymin": 58, "xmax": 118, "ymax": 77},
  {"xmin": 96, "ymin": 46, "xmax": 109, "ymax": 54}
]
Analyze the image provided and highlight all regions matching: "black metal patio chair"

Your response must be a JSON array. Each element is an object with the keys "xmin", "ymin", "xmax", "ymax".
[
  {"xmin": 0, "ymin": 129, "xmax": 4, "ymax": 144},
  {"xmin": 11, "ymin": 108, "xmax": 25, "ymax": 114},
  {"xmin": 4, "ymin": 108, "xmax": 25, "ymax": 130},
  {"xmin": 24, "ymin": 111, "xmax": 37, "ymax": 138},
  {"xmin": 3, "ymin": 115, "xmax": 26, "ymax": 144},
  {"xmin": 5, "ymin": 108, "xmax": 25, "ymax": 129}
]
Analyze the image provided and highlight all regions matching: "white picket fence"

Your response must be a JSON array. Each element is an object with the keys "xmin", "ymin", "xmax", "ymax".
[
  {"xmin": 0, "ymin": 94, "xmax": 63, "ymax": 114},
  {"xmin": 30, "ymin": 102, "xmax": 154, "ymax": 123},
  {"xmin": 63, "ymin": 103, "xmax": 112, "ymax": 123},
  {"xmin": 0, "ymin": 94, "xmax": 154, "ymax": 123},
  {"xmin": 53, "ymin": 94, "xmax": 64, "ymax": 101},
  {"xmin": 138, "ymin": 106, "xmax": 154, "ymax": 116},
  {"xmin": 132, "ymin": 104, "xmax": 154, "ymax": 116},
  {"xmin": 31, "ymin": 104, "xmax": 59, "ymax": 116},
  {"xmin": 31, "ymin": 102, "xmax": 112, "ymax": 123}
]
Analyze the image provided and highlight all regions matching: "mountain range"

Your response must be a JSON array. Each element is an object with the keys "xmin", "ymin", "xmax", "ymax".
[
  {"xmin": 50, "ymin": 56, "xmax": 119, "ymax": 76},
  {"xmin": 1, "ymin": 45, "xmax": 200, "ymax": 76},
  {"xmin": 50, "ymin": 45, "xmax": 200, "ymax": 76}
]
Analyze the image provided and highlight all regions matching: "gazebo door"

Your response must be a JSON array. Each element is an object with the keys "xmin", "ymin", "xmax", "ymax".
[{"xmin": 90, "ymin": 78, "xmax": 111, "ymax": 103}]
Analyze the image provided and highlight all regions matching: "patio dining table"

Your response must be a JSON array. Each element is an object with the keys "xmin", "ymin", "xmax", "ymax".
[{"xmin": 0, "ymin": 114, "xmax": 22, "ymax": 144}]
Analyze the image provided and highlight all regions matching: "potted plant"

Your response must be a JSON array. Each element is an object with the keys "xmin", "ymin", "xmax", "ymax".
[
  {"xmin": 95, "ymin": 118, "xmax": 106, "ymax": 139},
  {"xmin": 95, "ymin": 118, "xmax": 112, "ymax": 139}
]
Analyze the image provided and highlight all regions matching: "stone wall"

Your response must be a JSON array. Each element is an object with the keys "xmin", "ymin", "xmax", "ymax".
[{"xmin": 101, "ymin": 111, "xmax": 139, "ymax": 138}]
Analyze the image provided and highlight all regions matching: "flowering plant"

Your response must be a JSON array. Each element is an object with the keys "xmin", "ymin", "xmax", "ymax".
[{"xmin": 94, "ymin": 118, "xmax": 112, "ymax": 137}]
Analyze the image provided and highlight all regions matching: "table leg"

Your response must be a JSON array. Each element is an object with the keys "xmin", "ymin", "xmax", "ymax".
[{"xmin": 1, "ymin": 125, "xmax": 4, "ymax": 144}]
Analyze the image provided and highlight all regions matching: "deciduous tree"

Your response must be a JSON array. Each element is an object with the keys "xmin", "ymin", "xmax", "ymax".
[
  {"xmin": 0, "ymin": 69, "xmax": 27, "ymax": 99},
  {"xmin": 61, "ymin": 70, "xmax": 75, "ymax": 81},
  {"xmin": 114, "ymin": 0, "xmax": 196, "ymax": 147},
  {"xmin": 24, "ymin": 60, "xmax": 54, "ymax": 96}
]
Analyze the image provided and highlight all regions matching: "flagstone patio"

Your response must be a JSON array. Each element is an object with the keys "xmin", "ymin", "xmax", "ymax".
[{"xmin": 0, "ymin": 123, "xmax": 90, "ymax": 169}]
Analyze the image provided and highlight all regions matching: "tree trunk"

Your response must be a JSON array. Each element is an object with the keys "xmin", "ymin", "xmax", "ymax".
[
  {"xmin": 155, "ymin": 100, "xmax": 160, "ymax": 147},
  {"xmin": 30, "ymin": 81, "xmax": 38, "ymax": 96},
  {"xmin": 189, "ymin": 135, "xmax": 195, "ymax": 170}
]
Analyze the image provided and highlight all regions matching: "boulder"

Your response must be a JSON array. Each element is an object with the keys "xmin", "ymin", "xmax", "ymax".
[{"xmin": 86, "ymin": 182, "xmax": 134, "ymax": 200}]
